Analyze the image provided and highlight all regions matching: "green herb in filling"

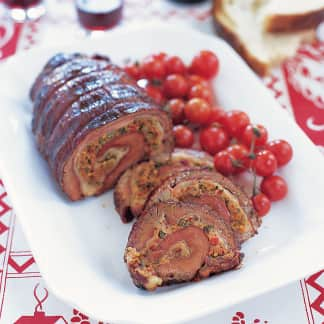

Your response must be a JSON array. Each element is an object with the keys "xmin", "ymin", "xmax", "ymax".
[
  {"xmin": 203, "ymin": 225, "xmax": 214, "ymax": 233},
  {"xmin": 178, "ymin": 218, "xmax": 189, "ymax": 227},
  {"xmin": 119, "ymin": 127, "xmax": 127, "ymax": 135},
  {"xmin": 158, "ymin": 230, "xmax": 166, "ymax": 239}
]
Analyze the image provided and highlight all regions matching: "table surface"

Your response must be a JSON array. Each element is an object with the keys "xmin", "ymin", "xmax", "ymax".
[{"xmin": 0, "ymin": 1, "xmax": 323, "ymax": 323}]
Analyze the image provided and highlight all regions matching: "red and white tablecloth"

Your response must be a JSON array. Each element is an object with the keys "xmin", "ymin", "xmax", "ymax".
[{"xmin": 0, "ymin": 1, "xmax": 323, "ymax": 323}]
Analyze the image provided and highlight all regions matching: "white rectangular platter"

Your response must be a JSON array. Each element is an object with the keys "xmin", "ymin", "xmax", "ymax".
[{"xmin": 0, "ymin": 23, "xmax": 323, "ymax": 323}]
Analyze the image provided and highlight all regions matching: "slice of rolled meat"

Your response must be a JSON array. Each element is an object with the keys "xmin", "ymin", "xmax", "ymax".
[
  {"xmin": 31, "ymin": 53, "xmax": 173, "ymax": 200},
  {"xmin": 125, "ymin": 201, "xmax": 241, "ymax": 291},
  {"xmin": 114, "ymin": 149, "xmax": 214, "ymax": 223},
  {"xmin": 145, "ymin": 169, "xmax": 260, "ymax": 243}
]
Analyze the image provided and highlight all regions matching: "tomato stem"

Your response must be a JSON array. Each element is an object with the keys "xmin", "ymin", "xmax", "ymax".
[
  {"xmin": 248, "ymin": 135, "xmax": 259, "ymax": 197},
  {"xmin": 252, "ymin": 170, "xmax": 258, "ymax": 197},
  {"xmin": 252, "ymin": 126, "xmax": 261, "ymax": 138},
  {"xmin": 151, "ymin": 79, "xmax": 162, "ymax": 86},
  {"xmin": 249, "ymin": 134, "xmax": 256, "ymax": 155},
  {"xmin": 230, "ymin": 157, "xmax": 243, "ymax": 168}
]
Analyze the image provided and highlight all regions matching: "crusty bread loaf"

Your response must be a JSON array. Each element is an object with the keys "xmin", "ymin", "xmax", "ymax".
[
  {"xmin": 260, "ymin": 0, "xmax": 324, "ymax": 32},
  {"xmin": 213, "ymin": 0, "xmax": 316, "ymax": 76}
]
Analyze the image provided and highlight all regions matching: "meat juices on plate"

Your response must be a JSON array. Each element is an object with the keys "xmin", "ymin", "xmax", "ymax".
[
  {"xmin": 125, "ymin": 201, "xmax": 242, "ymax": 291},
  {"xmin": 146, "ymin": 169, "xmax": 260, "ymax": 243},
  {"xmin": 114, "ymin": 148, "xmax": 214, "ymax": 222},
  {"xmin": 30, "ymin": 53, "xmax": 173, "ymax": 200}
]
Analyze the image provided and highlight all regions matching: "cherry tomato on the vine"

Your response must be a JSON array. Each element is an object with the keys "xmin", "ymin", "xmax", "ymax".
[
  {"xmin": 200, "ymin": 126, "xmax": 229, "ymax": 155},
  {"xmin": 242, "ymin": 124, "xmax": 268, "ymax": 147},
  {"xmin": 207, "ymin": 107, "xmax": 226, "ymax": 125},
  {"xmin": 223, "ymin": 110, "xmax": 250, "ymax": 138},
  {"xmin": 187, "ymin": 74, "xmax": 209, "ymax": 88},
  {"xmin": 166, "ymin": 99, "xmax": 185, "ymax": 124},
  {"xmin": 163, "ymin": 74, "xmax": 189, "ymax": 98},
  {"xmin": 184, "ymin": 98, "xmax": 211, "ymax": 125},
  {"xmin": 141, "ymin": 57, "xmax": 166, "ymax": 80},
  {"xmin": 227, "ymin": 144, "xmax": 249, "ymax": 172},
  {"xmin": 253, "ymin": 150, "xmax": 277, "ymax": 177},
  {"xmin": 165, "ymin": 56, "xmax": 186, "ymax": 75},
  {"xmin": 214, "ymin": 150, "xmax": 235, "ymax": 176},
  {"xmin": 152, "ymin": 52, "xmax": 167, "ymax": 60},
  {"xmin": 265, "ymin": 140, "xmax": 293, "ymax": 167},
  {"xmin": 260, "ymin": 175, "xmax": 288, "ymax": 201},
  {"xmin": 145, "ymin": 85, "xmax": 164, "ymax": 105},
  {"xmin": 252, "ymin": 193, "xmax": 271, "ymax": 217},
  {"xmin": 189, "ymin": 50, "xmax": 220, "ymax": 79},
  {"xmin": 188, "ymin": 84, "xmax": 213, "ymax": 103},
  {"xmin": 173, "ymin": 125, "xmax": 194, "ymax": 148},
  {"xmin": 124, "ymin": 63, "xmax": 140, "ymax": 80}
]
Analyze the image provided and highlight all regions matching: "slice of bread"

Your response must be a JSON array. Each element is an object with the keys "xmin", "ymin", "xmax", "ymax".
[
  {"xmin": 259, "ymin": 0, "xmax": 324, "ymax": 32},
  {"xmin": 213, "ymin": 0, "xmax": 316, "ymax": 76}
]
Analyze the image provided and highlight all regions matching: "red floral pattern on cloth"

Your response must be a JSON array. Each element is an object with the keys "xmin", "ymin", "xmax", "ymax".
[
  {"xmin": 231, "ymin": 311, "xmax": 269, "ymax": 324},
  {"xmin": 0, "ymin": 1, "xmax": 323, "ymax": 323},
  {"xmin": 305, "ymin": 271, "xmax": 324, "ymax": 317},
  {"xmin": 282, "ymin": 43, "xmax": 324, "ymax": 147},
  {"xmin": 0, "ymin": 17, "xmax": 22, "ymax": 59}
]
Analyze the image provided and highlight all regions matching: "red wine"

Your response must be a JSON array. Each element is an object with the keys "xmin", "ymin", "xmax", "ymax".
[
  {"xmin": 3, "ymin": 0, "xmax": 41, "ymax": 8},
  {"xmin": 76, "ymin": 0, "xmax": 123, "ymax": 31}
]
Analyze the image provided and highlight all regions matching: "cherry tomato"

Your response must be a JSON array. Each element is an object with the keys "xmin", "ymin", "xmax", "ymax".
[
  {"xmin": 207, "ymin": 107, "xmax": 226, "ymax": 125},
  {"xmin": 145, "ymin": 85, "xmax": 164, "ymax": 105},
  {"xmin": 223, "ymin": 110, "xmax": 250, "ymax": 138},
  {"xmin": 152, "ymin": 52, "xmax": 167, "ymax": 60},
  {"xmin": 124, "ymin": 63, "xmax": 140, "ymax": 80},
  {"xmin": 173, "ymin": 125, "xmax": 194, "ymax": 148},
  {"xmin": 189, "ymin": 50, "xmax": 220, "ymax": 79},
  {"xmin": 188, "ymin": 84, "xmax": 213, "ymax": 103},
  {"xmin": 252, "ymin": 193, "xmax": 271, "ymax": 217},
  {"xmin": 265, "ymin": 140, "xmax": 293, "ymax": 167},
  {"xmin": 200, "ymin": 126, "xmax": 229, "ymax": 155},
  {"xmin": 184, "ymin": 98, "xmax": 211, "ymax": 125},
  {"xmin": 241, "ymin": 124, "xmax": 268, "ymax": 147},
  {"xmin": 165, "ymin": 56, "xmax": 186, "ymax": 75},
  {"xmin": 187, "ymin": 74, "xmax": 209, "ymax": 88},
  {"xmin": 227, "ymin": 144, "xmax": 249, "ymax": 172},
  {"xmin": 261, "ymin": 175, "xmax": 288, "ymax": 201},
  {"xmin": 163, "ymin": 74, "xmax": 189, "ymax": 99},
  {"xmin": 141, "ymin": 57, "xmax": 166, "ymax": 80},
  {"xmin": 166, "ymin": 99, "xmax": 185, "ymax": 124},
  {"xmin": 253, "ymin": 150, "xmax": 277, "ymax": 177},
  {"xmin": 214, "ymin": 150, "xmax": 235, "ymax": 176}
]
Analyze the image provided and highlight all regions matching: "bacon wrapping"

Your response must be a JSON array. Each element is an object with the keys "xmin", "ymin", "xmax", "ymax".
[
  {"xmin": 31, "ymin": 53, "xmax": 173, "ymax": 200},
  {"xmin": 145, "ymin": 169, "xmax": 260, "ymax": 243},
  {"xmin": 114, "ymin": 148, "xmax": 214, "ymax": 222},
  {"xmin": 125, "ymin": 201, "xmax": 241, "ymax": 291}
]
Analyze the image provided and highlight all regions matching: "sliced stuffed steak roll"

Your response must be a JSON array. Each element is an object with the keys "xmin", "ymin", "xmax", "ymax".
[
  {"xmin": 146, "ymin": 169, "xmax": 260, "ymax": 243},
  {"xmin": 31, "ymin": 53, "xmax": 173, "ymax": 200},
  {"xmin": 125, "ymin": 201, "xmax": 241, "ymax": 291},
  {"xmin": 114, "ymin": 149, "xmax": 214, "ymax": 222}
]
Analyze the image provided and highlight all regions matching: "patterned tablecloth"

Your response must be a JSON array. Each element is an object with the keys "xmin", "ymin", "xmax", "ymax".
[{"xmin": 0, "ymin": 1, "xmax": 323, "ymax": 323}]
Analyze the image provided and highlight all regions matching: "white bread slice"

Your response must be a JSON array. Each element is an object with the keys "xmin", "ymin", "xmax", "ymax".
[
  {"xmin": 213, "ymin": 0, "xmax": 315, "ymax": 76},
  {"xmin": 259, "ymin": 0, "xmax": 324, "ymax": 32}
]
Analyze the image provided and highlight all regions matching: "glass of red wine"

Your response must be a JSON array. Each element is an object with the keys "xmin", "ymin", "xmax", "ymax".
[
  {"xmin": 3, "ymin": 0, "xmax": 45, "ymax": 21},
  {"xmin": 75, "ymin": 0, "xmax": 123, "ymax": 33}
]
